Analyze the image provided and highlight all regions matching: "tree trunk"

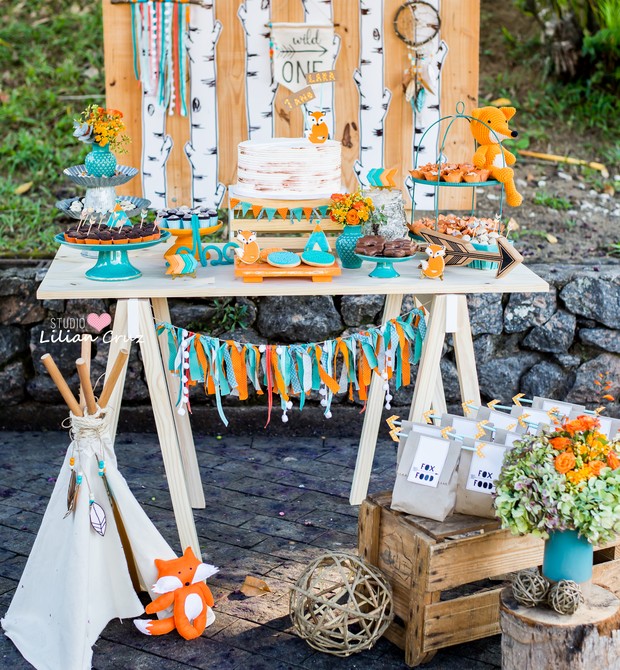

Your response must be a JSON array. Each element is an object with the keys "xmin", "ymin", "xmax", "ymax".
[
  {"xmin": 501, "ymin": 585, "xmax": 620, "ymax": 670},
  {"xmin": 237, "ymin": 0, "xmax": 277, "ymax": 140},
  {"xmin": 353, "ymin": 0, "xmax": 391, "ymax": 186},
  {"xmin": 184, "ymin": 3, "xmax": 225, "ymax": 208}
]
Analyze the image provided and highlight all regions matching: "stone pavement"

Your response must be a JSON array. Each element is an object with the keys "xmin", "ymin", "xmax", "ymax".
[{"xmin": 0, "ymin": 431, "xmax": 500, "ymax": 669}]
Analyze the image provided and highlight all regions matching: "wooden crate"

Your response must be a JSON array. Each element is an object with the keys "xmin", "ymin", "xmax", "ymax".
[{"xmin": 358, "ymin": 491, "xmax": 620, "ymax": 667}]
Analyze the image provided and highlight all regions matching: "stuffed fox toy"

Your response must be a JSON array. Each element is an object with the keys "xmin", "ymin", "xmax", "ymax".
[
  {"xmin": 134, "ymin": 547, "xmax": 218, "ymax": 640},
  {"xmin": 470, "ymin": 106, "xmax": 523, "ymax": 207}
]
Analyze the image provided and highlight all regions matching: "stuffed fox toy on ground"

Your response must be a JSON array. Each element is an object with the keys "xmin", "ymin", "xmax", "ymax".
[
  {"xmin": 470, "ymin": 106, "xmax": 523, "ymax": 207},
  {"xmin": 134, "ymin": 547, "xmax": 218, "ymax": 640}
]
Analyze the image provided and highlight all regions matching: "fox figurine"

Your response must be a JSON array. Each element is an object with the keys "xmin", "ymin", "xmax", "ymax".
[
  {"xmin": 420, "ymin": 244, "xmax": 445, "ymax": 280},
  {"xmin": 307, "ymin": 111, "xmax": 329, "ymax": 144},
  {"xmin": 134, "ymin": 547, "xmax": 218, "ymax": 640},
  {"xmin": 234, "ymin": 230, "xmax": 261, "ymax": 264},
  {"xmin": 470, "ymin": 106, "xmax": 523, "ymax": 207}
]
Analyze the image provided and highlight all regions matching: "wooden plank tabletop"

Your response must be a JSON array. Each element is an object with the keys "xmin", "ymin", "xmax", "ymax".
[{"xmin": 37, "ymin": 243, "xmax": 549, "ymax": 299}]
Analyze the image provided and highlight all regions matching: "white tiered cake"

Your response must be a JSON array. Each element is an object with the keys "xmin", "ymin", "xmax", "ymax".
[{"xmin": 235, "ymin": 138, "xmax": 341, "ymax": 199}]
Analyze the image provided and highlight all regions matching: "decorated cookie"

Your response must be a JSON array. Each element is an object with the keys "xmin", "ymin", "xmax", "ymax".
[
  {"xmin": 301, "ymin": 250, "xmax": 336, "ymax": 267},
  {"xmin": 266, "ymin": 251, "xmax": 301, "ymax": 268}
]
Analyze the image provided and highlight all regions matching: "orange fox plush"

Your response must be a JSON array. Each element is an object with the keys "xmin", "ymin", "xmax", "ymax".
[
  {"xmin": 470, "ymin": 106, "xmax": 523, "ymax": 207},
  {"xmin": 134, "ymin": 547, "xmax": 218, "ymax": 640}
]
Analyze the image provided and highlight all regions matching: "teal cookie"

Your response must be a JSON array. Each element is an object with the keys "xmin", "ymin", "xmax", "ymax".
[
  {"xmin": 267, "ymin": 251, "xmax": 301, "ymax": 268},
  {"xmin": 301, "ymin": 250, "xmax": 335, "ymax": 267}
]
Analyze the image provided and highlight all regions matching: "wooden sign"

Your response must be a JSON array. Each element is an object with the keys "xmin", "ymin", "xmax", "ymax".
[
  {"xmin": 283, "ymin": 86, "xmax": 316, "ymax": 111},
  {"xmin": 415, "ymin": 226, "xmax": 523, "ymax": 279},
  {"xmin": 306, "ymin": 69, "xmax": 337, "ymax": 85}
]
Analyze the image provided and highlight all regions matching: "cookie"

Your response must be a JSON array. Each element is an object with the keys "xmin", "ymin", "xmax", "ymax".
[
  {"xmin": 266, "ymin": 251, "xmax": 301, "ymax": 268},
  {"xmin": 301, "ymin": 250, "xmax": 335, "ymax": 267}
]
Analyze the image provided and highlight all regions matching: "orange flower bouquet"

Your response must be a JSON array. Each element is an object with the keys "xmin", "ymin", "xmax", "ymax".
[
  {"xmin": 495, "ymin": 415, "xmax": 620, "ymax": 544},
  {"xmin": 73, "ymin": 104, "xmax": 129, "ymax": 153},
  {"xmin": 328, "ymin": 191, "xmax": 374, "ymax": 226}
]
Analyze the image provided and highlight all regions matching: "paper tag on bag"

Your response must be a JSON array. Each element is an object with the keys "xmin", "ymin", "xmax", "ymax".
[
  {"xmin": 407, "ymin": 436, "xmax": 450, "ymax": 488},
  {"xmin": 466, "ymin": 442, "xmax": 506, "ymax": 495},
  {"xmin": 450, "ymin": 416, "xmax": 480, "ymax": 438},
  {"xmin": 487, "ymin": 410, "xmax": 517, "ymax": 431}
]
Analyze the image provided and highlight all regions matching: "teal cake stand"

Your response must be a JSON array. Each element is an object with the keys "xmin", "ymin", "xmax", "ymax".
[
  {"xmin": 355, "ymin": 253, "xmax": 418, "ymax": 279},
  {"xmin": 55, "ymin": 231, "xmax": 170, "ymax": 281}
]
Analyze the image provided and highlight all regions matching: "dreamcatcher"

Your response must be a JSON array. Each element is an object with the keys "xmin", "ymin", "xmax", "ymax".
[{"xmin": 394, "ymin": 1, "xmax": 441, "ymax": 112}]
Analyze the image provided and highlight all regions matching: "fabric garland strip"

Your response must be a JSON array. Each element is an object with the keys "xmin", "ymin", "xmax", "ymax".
[
  {"xmin": 229, "ymin": 199, "xmax": 331, "ymax": 223},
  {"xmin": 157, "ymin": 308, "xmax": 427, "ymax": 427},
  {"xmin": 130, "ymin": 0, "xmax": 189, "ymax": 116}
]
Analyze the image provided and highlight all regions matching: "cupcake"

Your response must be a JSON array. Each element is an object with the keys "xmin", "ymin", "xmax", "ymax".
[
  {"xmin": 463, "ymin": 171, "xmax": 481, "ymax": 183},
  {"xmin": 478, "ymin": 169, "xmax": 491, "ymax": 182},
  {"xmin": 112, "ymin": 230, "xmax": 129, "ymax": 245},
  {"xmin": 443, "ymin": 169, "xmax": 464, "ymax": 184},
  {"xmin": 410, "ymin": 168, "xmax": 424, "ymax": 180},
  {"xmin": 86, "ymin": 232, "xmax": 100, "ymax": 245},
  {"xmin": 98, "ymin": 230, "xmax": 113, "ymax": 245}
]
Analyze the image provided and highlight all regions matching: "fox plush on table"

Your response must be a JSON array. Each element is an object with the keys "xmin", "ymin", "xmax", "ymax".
[
  {"xmin": 134, "ymin": 547, "xmax": 218, "ymax": 640},
  {"xmin": 470, "ymin": 106, "xmax": 523, "ymax": 207}
]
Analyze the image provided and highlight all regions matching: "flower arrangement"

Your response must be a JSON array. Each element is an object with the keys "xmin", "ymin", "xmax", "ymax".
[
  {"xmin": 495, "ymin": 415, "xmax": 620, "ymax": 544},
  {"xmin": 329, "ymin": 191, "xmax": 374, "ymax": 226},
  {"xmin": 73, "ymin": 105, "xmax": 129, "ymax": 153}
]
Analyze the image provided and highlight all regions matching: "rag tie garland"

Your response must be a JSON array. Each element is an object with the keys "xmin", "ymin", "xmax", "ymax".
[{"xmin": 158, "ymin": 308, "xmax": 426, "ymax": 426}]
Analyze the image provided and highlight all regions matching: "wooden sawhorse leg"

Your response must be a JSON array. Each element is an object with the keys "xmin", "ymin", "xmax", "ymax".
[
  {"xmin": 104, "ymin": 298, "xmax": 201, "ymax": 556},
  {"xmin": 409, "ymin": 294, "xmax": 481, "ymax": 423},
  {"xmin": 349, "ymin": 293, "xmax": 404, "ymax": 505}
]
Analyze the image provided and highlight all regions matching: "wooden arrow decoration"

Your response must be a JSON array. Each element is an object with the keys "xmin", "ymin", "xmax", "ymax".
[
  {"xmin": 415, "ymin": 227, "xmax": 523, "ymax": 279},
  {"xmin": 367, "ymin": 167, "xmax": 398, "ymax": 188}
]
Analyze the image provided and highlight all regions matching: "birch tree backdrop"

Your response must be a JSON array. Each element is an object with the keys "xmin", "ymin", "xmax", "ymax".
[{"xmin": 102, "ymin": 0, "xmax": 479, "ymax": 210}]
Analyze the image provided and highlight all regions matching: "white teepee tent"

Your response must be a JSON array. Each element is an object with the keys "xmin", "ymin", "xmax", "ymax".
[{"xmin": 1, "ymin": 409, "xmax": 177, "ymax": 670}]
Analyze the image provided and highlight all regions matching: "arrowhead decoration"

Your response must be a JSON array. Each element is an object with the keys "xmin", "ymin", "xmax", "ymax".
[
  {"xmin": 595, "ymin": 406, "xmax": 606, "ymax": 415},
  {"xmin": 166, "ymin": 253, "xmax": 198, "ymax": 277},
  {"xmin": 415, "ymin": 227, "xmax": 523, "ymax": 279},
  {"xmin": 506, "ymin": 423, "xmax": 517, "ymax": 432},
  {"xmin": 386, "ymin": 415, "xmax": 400, "ymax": 443},
  {"xmin": 423, "ymin": 409, "xmax": 435, "ymax": 424},
  {"xmin": 366, "ymin": 167, "xmax": 398, "ymax": 188},
  {"xmin": 487, "ymin": 399, "xmax": 500, "ymax": 410},
  {"xmin": 441, "ymin": 426, "xmax": 455, "ymax": 440},
  {"xmin": 513, "ymin": 393, "xmax": 525, "ymax": 407},
  {"xmin": 476, "ymin": 442, "xmax": 486, "ymax": 458},
  {"xmin": 518, "ymin": 413, "xmax": 530, "ymax": 428},
  {"xmin": 475, "ymin": 420, "xmax": 489, "ymax": 439}
]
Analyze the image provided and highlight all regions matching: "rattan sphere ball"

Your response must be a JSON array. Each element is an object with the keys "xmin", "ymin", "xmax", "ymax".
[
  {"xmin": 512, "ymin": 569, "xmax": 550, "ymax": 607},
  {"xmin": 548, "ymin": 580, "xmax": 584, "ymax": 615},
  {"xmin": 289, "ymin": 551, "xmax": 393, "ymax": 657}
]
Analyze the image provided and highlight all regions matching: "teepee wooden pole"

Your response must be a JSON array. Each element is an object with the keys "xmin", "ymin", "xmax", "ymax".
[
  {"xmin": 99, "ymin": 349, "xmax": 129, "ymax": 409},
  {"xmin": 76, "ymin": 358, "xmax": 97, "ymax": 415},
  {"xmin": 79, "ymin": 335, "xmax": 92, "ymax": 406},
  {"xmin": 41, "ymin": 354, "xmax": 82, "ymax": 416}
]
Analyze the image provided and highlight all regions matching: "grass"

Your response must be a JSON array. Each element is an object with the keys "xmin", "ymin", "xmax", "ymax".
[
  {"xmin": 0, "ymin": 0, "xmax": 105, "ymax": 257},
  {"xmin": 532, "ymin": 191, "xmax": 573, "ymax": 210}
]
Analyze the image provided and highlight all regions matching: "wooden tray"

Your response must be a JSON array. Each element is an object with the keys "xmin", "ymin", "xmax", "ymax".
[{"xmin": 234, "ymin": 259, "xmax": 341, "ymax": 283}]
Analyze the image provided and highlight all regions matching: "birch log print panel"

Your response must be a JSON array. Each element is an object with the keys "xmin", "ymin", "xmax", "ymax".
[
  {"xmin": 103, "ymin": 0, "xmax": 479, "ymax": 209},
  {"xmin": 237, "ymin": 0, "xmax": 277, "ymax": 140},
  {"xmin": 301, "ymin": 0, "xmax": 340, "ymax": 136},
  {"xmin": 353, "ymin": 0, "xmax": 391, "ymax": 186},
  {"xmin": 184, "ymin": 2, "xmax": 226, "ymax": 208}
]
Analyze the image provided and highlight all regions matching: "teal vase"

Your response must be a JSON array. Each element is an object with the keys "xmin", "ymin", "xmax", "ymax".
[
  {"xmin": 335, "ymin": 225, "xmax": 363, "ymax": 269},
  {"xmin": 84, "ymin": 143, "xmax": 117, "ymax": 178},
  {"xmin": 542, "ymin": 529, "xmax": 593, "ymax": 583}
]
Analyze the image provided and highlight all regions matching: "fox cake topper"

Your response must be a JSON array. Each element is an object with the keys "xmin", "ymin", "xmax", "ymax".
[{"xmin": 307, "ymin": 111, "xmax": 329, "ymax": 144}]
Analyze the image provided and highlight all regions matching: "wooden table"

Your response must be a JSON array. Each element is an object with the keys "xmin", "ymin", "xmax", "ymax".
[{"xmin": 37, "ymin": 243, "xmax": 548, "ymax": 554}]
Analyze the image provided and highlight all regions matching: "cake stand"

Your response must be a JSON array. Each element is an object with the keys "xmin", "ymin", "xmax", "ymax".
[
  {"xmin": 55, "ymin": 195, "xmax": 151, "ymax": 221},
  {"xmin": 63, "ymin": 164, "xmax": 141, "ymax": 213},
  {"xmin": 54, "ymin": 231, "xmax": 170, "ymax": 282},
  {"xmin": 354, "ymin": 253, "xmax": 419, "ymax": 279}
]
